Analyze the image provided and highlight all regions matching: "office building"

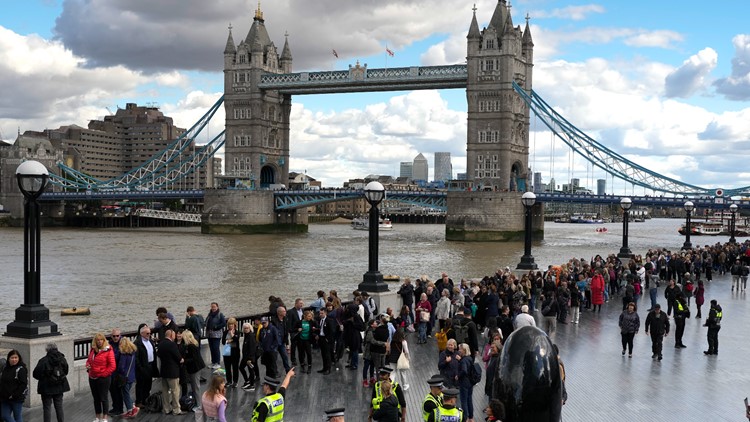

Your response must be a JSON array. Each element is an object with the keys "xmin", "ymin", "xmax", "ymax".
[
  {"xmin": 434, "ymin": 152, "xmax": 452, "ymax": 182},
  {"xmin": 412, "ymin": 153, "xmax": 428, "ymax": 181},
  {"xmin": 400, "ymin": 162, "xmax": 413, "ymax": 178}
]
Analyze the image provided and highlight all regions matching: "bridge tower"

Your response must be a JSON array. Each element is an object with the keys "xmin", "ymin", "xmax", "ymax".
[
  {"xmin": 466, "ymin": 0, "xmax": 533, "ymax": 191},
  {"xmin": 222, "ymin": 4, "xmax": 292, "ymax": 189},
  {"xmin": 446, "ymin": 1, "xmax": 541, "ymax": 241}
]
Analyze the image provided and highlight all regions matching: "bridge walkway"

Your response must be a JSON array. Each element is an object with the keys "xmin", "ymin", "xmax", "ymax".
[{"xmin": 20, "ymin": 273, "xmax": 746, "ymax": 421}]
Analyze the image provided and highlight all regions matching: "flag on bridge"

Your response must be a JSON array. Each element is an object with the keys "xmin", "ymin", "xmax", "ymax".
[
  {"xmin": 386, "ymin": 47, "xmax": 395, "ymax": 57},
  {"xmin": 332, "ymin": 49, "xmax": 339, "ymax": 58}
]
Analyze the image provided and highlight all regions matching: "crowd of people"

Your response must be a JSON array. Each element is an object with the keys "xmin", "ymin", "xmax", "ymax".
[{"xmin": 4, "ymin": 239, "xmax": 748, "ymax": 422}]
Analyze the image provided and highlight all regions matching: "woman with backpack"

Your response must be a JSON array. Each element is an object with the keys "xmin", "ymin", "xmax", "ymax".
[
  {"xmin": 1, "ymin": 349, "xmax": 28, "ymax": 422},
  {"xmin": 33, "ymin": 343, "xmax": 70, "ymax": 422}
]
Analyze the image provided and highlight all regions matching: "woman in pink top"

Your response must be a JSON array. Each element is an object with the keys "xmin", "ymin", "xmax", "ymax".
[
  {"xmin": 86, "ymin": 332, "xmax": 116, "ymax": 422},
  {"xmin": 201, "ymin": 374, "xmax": 227, "ymax": 422}
]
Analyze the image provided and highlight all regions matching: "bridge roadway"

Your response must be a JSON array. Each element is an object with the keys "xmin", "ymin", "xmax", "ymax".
[
  {"xmin": 39, "ymin": 189, "xmax": 750, "ymax": 211},
  {"xmin": 20, "ymin": 273, "xmax": 747, "ymax": 421}
]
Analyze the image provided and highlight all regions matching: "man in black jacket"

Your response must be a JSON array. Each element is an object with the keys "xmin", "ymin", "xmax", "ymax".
[
  {"xmin": 32, "ymin": 343, "xmax": 70, "ymax": 422},
  {"xmin": 271, "ymin": 306, "xmax": 292, "ymax": 373},
  {"xmin": 287, "ymin": 299, "xmax": 305, "ymax": 367},
  {"xmin": 645, "ymin": 304, "xmax": 670, "ymax": 361},
  {"xmin": 316, "ymin": 308, "xmax": 337, "ymax": 375},
  {"xmin": 158, "ymin": 329, "xmax": 183, "ymax": 415},
  {"xmin": 398, "ymin": 278, "xmax": 415, "ymax": 323},
  {"xmin": 134, "ymin": 324, "xmax": 158, "ymax": 408},
  {"xmin": 664, "ymin": 279, "xmax": 680, "ymax": 316}
]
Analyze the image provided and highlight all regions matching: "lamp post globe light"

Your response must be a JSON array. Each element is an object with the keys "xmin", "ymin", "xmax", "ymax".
[
  {"xmin": 516, "ymin": 192, "xmax": 538, "ymax": 270},
  {"xmin": 729, "ymin": 203, "xmax": 738, "ymax": 243},
  {"xmin": 359, "ymin": 181, "xmax": 388, "ymax": 292},
  {"xmin": 617, "ymin": 197, "xmax": 633, "ymax": 259},
  {"xmin": 6, "ymin": 160, "xmax": 60, "ymax": 338},
  {"xmin": 682, "ymin": 201, "xmax": 694, "ymax": 251}
]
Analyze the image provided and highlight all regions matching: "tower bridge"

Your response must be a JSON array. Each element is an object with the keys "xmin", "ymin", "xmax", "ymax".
[{"xmin": 20, "ymin": 0, "xmax": 750, "ymax": 238}]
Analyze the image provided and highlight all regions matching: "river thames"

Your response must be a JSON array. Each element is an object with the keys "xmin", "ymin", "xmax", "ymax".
[{"xmin": 0, "ymin": 218, "xmax": 731, "ymax": 338}]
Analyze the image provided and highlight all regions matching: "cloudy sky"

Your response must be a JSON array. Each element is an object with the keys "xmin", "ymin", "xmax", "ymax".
[{"xmin": 2, "ymin": 0, "xmax": 750, "ymax": 193}]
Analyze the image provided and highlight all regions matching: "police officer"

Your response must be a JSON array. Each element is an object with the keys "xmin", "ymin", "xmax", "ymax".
[
  {"xmin": 251, "ymin": 368, "xmax": 296, "ymax": 422},
  {"xmin": 369, "ymin": 367, "xmax": 406, "ymax": 422},
  {"xmin": 422, "ymin": 374, "xmax": 444, "ymax": 421},
  {"xmin": 324, "ymin": 407, "xmax": 345, "ymax": 421},
  {"xmin": 427, "ymin": 388, "xmax": 466, "ymax": 422},
  {"xmin": 703, "ymin": 299, "xmax": 722, "ymax": 355},
  {"xmin": 673, "ymin": 293, "xmax": 690, "ymax": 348}
]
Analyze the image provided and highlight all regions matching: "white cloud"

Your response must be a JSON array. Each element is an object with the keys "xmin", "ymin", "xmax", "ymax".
[
  {"xmin": 664, "ymin": 48, "xmax": 717, "ymax": 98},
  {"xmin": 623, "ymin": 30, "xmax": 684, "ymax": 48},
  {"xmin": 714, "ymin": 34, "xmax": 750, "ymax": 100}
]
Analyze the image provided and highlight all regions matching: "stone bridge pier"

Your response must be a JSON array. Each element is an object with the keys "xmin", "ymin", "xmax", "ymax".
[{"xmin": 201, "ymin": 190, "xmax": 307, "ymax": 234}]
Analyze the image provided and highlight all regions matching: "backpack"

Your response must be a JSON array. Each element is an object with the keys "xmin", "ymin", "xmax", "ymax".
[
  {"xmin": 49, "ymin": 361, "xmax": 66, "ymax": 385},
  {"xmin": 144, "ymin": 391, "xmax": 163, "ymax": 413},
  {"xmin": 542, "ymin": 302, "xmax": 554, "ymax": 317},
  {"xmin": 454, "ymin": 319, "xmax": 469, "ymax": 345},
  {"xmin": 469, "ymin": 359, "xmax": 482, "ymax": 385},
  {"xmin": 179, "ymin": 393, "xmax": 195, "ymax": 412}
]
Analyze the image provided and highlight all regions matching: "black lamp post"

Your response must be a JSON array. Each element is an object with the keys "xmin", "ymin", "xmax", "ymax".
[
  {"xmin": 617, "ymin": 197, "xmax": 632, "ymax": 259},
  {"xmin": 516, "ymin": 192, "xmax": 538, "ymax": 270},
  {"xmin": 729, "ymin": 203, "xmax": 738, "ymax": 243},
  {"xmin": 359, "ymin": 181, "xmax": 388, "ymax": 292},
  {"xmin": 6, "ymin": 160, "xmax": 60, "ymax": 338},
  {"xmin": 682, "ymin": 201, "xmax": 694, "ymax": 250}
]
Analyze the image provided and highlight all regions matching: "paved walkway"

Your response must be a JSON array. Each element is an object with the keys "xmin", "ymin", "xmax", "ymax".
[{"xmin": 21, "ymin": 273, "xmax": 747, "ymax": 421}]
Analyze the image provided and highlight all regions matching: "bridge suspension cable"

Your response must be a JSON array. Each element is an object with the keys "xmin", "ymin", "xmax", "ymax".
[
  {"xmin": 513, "ymin": 82, "xmax": 750, "ymax": 197},
  {"xmin": 49, "ymin": 95, "xmax": 225, "ymax": 191}
]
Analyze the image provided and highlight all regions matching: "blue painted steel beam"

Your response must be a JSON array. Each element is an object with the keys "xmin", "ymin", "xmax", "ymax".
[{"xmin": 259, "ymin": 65, "xmax": 468, "ymax": 95}]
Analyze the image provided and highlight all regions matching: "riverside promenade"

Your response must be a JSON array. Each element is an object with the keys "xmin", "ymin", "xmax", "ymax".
[{"xmin": 20, "ymin": 272, "xmax": 748, "ymax": 421}]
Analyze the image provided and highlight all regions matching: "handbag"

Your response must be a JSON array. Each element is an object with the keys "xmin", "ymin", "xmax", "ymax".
[
  {"xmin": 115, "ymin": 354, "xmax": 134, "ymax": 387},
  {"xmin": 420, "ymin": 311, "xmax": 430, "ymax": 322},
  {"xmin": 222, "ymin": 344, "xmax": 232, "ymax": 357},
  {"xmin": 397, "ymin": 352, "xmax": 410, "ymax": 370}
]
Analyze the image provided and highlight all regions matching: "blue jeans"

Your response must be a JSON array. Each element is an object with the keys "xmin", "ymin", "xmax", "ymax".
[
  {"xmin": 418, "ymin": 321, "xmax": 428, "ymax": 342},
  {"xmin": 276, "ymin": 344, "xmax": 291, "ymax": 371},
  {"xmin": 122, "ymin": 381, "xmax": 134, "ymax": 411},
  {"xmin": 1, "ymin": 400, "xmax": 23, "ymax": 422},
  {"xmin": 459, "ymin": 385, "xmax": 474, "ymax": 419},
  {"xmin": 349, "ymin": 347, "xmax": 359, "ymax": 369},
  {"xmin": 362, "ymin": 358, "xmax": 375, "ymax": 381},
  {"xmin": 208, "ymin": 337, "xmax": 221, "ymax": 365},
  {"xmin": 649, "ymin": 288, "xmax": 658, "ymax": 310}
]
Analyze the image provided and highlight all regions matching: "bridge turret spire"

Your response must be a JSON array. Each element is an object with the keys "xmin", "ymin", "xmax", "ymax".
[
  {"xmin": 523, "ymin": 14, "xmax": 534, "ymax": 46},
  {"xmin": 254, "ymin": 1, "xmax": 264, "ymax": 22},
  {"xmin": 488, "ymin": 0, "xmax": 508, "ymax": 31},
  {"xmin": 281, "ymin": 31, "xmax": 293, "ymax": 73},
  {"xmin": 224, "ymin": 23, "xmax": 236, "ymax": 54},
  {"xmin": 468, "ymin": 4, "xmax": 481, "ymax": 39}
]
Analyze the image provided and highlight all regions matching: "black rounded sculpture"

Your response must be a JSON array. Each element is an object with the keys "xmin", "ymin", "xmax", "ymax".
[{"xmin": 492, "ymin": 326, "xmax": 562, "ymax": 422}]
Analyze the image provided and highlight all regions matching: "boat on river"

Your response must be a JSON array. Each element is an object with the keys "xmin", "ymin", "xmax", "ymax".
[
  {"xmin": 351, "ymin": 217, "xmax": 393, "ymax": 231},
  {"xmin": 678, "ymin": 221, "xmax": 750, "ymax": 236},
  {"xmin": 569, "ymin": 214, "xmax": 604, "ymax": 224}
]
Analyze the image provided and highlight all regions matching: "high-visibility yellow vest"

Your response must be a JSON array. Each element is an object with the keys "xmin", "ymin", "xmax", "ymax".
[
  {"xmin": 434, "ymin": 405, "xmax": 463, "ymax": 421},
  {"xmin": 373, "ymin": 380, "xmax": 401, "ymax": 410},
  {"xmin": 423, "ymin": 393, "xmax": 443, "ymax": 421},
  {"xmin": 252, "ymin": 392, "xmax": 284, "ymax": 422}
]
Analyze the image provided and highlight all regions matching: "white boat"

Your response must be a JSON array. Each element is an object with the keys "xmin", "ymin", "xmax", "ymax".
[{"xmin": 351, "ymin": 217, "xmax": 393, "ymax": 231}]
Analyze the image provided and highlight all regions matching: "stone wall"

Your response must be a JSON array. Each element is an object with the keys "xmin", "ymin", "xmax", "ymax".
[
  {"xmin": 445, "ymin": 191, "xmax": 543, "ymax": 241},
  {"xmin": 201, "ymin": 189, "xmax": 308, "ymax": 234}
]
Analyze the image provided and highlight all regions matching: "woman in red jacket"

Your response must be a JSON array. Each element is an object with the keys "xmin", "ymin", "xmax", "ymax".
[
  {"xmin": 86, "ymin": 332, "xmax": 116, "ymax": 422},
  {"xmin": 591, "ymin": 270, "xmax": 606, "ymax": 313}
]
